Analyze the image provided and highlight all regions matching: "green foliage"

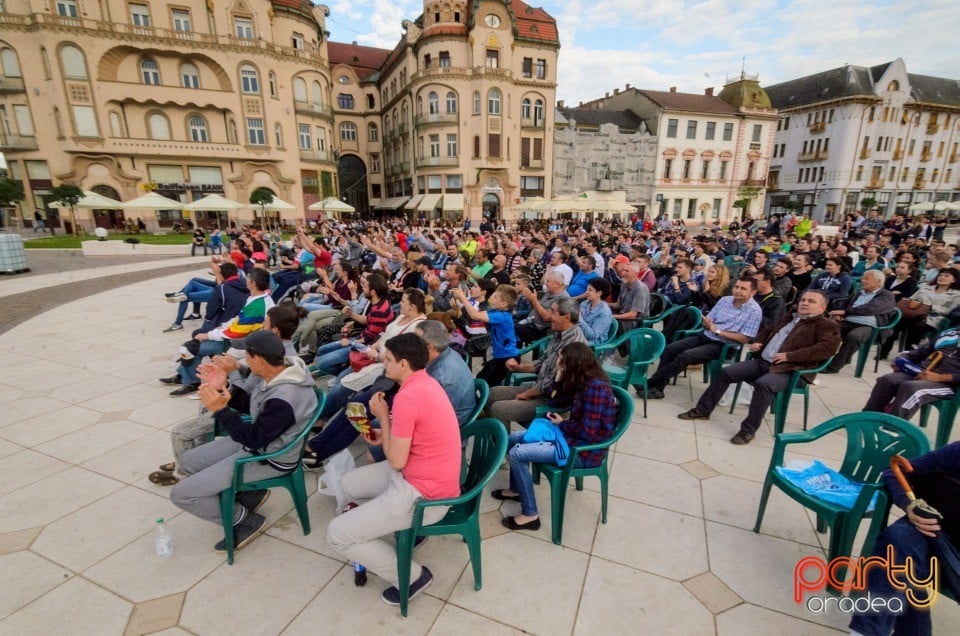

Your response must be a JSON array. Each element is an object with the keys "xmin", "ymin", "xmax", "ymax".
[
  {"xmin": 249, "ymin": 188, "xmax": 274, "ymax": 206},
  {"xmin": 859, "ymin": 197, "xmax": 878, "ymax": 209},
  {"xmin": 51, "ymin": 184, "xmax": 84, "ymax": 235},
  {"xmin": 0, "ymin": 178, "xmax": 25, "ymax": 208}
]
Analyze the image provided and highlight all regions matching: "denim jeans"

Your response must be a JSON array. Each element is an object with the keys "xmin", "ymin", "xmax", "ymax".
[
  {"xmin": 507, "ymin": 431, "xmax": 557, "ymax": 517},
  {"xmin": 848, "ymin": 517, "xmax": 935, "ymax": 636},
  {"xmin": 174, "ymin": 278, "xmax": 215, "ymax": 325},
  {"xmin": 312, "ymin": 341, "xmax": 351, "ymax": 377},
  {"xmin": 177, "ymin": 340, "xmax": 227, "ymax": 385}
]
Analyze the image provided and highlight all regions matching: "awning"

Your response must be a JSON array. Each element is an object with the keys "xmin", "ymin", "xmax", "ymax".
[
  {"xmin": 418, "ymin": 193, "xmax": 442, "ymax": 212},
  {"xmin": 442, "ymin": 193, "xmax": 464, "ymax": 211},
  {"xmin": 375, "ymin": 196, "xmax": 410, "ymax": 210},
  {"xmin": 368, "ymin": 198, "xmax": 381, "ymax": 207},
  {"xmin": 405, "ymin": 194, "xmax": 424, "ymax": 210}
]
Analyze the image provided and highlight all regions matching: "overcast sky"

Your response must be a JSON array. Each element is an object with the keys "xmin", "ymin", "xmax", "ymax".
[{"xmin": 323, "ymin": 0, "xmax": 959, "ymax": 105}]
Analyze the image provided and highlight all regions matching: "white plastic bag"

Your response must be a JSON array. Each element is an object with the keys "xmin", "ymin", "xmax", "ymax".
[
  {"xmin": 718, "ymin": 383, "xmax": 753, "ymax": 408},
  {"xmin": 317, "ymin": 448, "xmax": 356, "ymax": 510}
]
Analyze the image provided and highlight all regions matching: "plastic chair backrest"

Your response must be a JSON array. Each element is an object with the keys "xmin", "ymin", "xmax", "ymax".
[
  {"xmin": 683, "ymin": 306, "xmax": 703, "ymax": 331},
  {"xmin": 833, "ymin": 412, "xmax": 930, "ymax": 483},
  {"xmin": 646, "ymin": 293, "xmax": 667, "ymax": 320},
  {"xmin": 626, "ymin": 328, "xmax": 666, "ymax": 370},
  {"xmin": 464, "ymin": 378, "xmax": 489, "ymax": 427},
  {"xmin": 607, "ymin": 386, "xmax": 636, "ymax": 447},
  {"xmin": 604, "ymin": 319, "xmax": 620, "ymax": 344},
  {"xmin": 883, "ymin": 308, "xmax": 902, "ymax": 330},
  {"xmin": 459, "ymin": 418, "xmax": 509, "ymax": 504}
]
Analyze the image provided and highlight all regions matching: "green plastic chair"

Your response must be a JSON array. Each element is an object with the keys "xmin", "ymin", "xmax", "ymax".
[
  {"xmin": 531, "ymin": 386, "xmax": 635, "ymax": 545},
  {"xmin": 640, "ymin": 293, "xmax": 681, "ymax": 329},
  {"xmin": 755, "ymin": 413, "xmax": 929, "ymax": 586},
  {"xmin": 670, "ymin": 306, "xmax": 704, "ymax": 342},
  {"xmin": 393, "ymin": 418, "xmax": 507, "ymax": 616},
  {"xmin": 853, "ymin": 309, "xmax": 901, "ymax": 378},
  {"xmin": 218, "ymin": 388, "xmax": 325, "ymax": 565},
  {"xmin": 729, "ymin": 356, "xmax": 834, "ymax": 434},
  {"xmin": 503, "ymin": 335, "xmax": 551, "ymax": 386},
  {"xmin": 464, "ymin": 378, "xmax": 489, "ymax": 427},
  {"xmin": 918, "ymin": 389, "xmax": 960, "ymax": 449},
  {"xmin": 594, "ymin": 328, "xmax": 665, "ymax": 417},
  {"xmin": 670, "ymin": 333, "xmax": 741, "ymax": 385},
  {"xmin": 589, "ymin": 319, "xmax": 621, "ymax": 355}
]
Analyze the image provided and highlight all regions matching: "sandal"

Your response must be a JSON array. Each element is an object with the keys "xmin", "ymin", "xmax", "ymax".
[
  {"xmin": 148, "ymin": 470, "xmax": 179, "ymax": 486},
  {"xmin": 158, "ymin": 462, "xmax": 176, "ymax": 472}
]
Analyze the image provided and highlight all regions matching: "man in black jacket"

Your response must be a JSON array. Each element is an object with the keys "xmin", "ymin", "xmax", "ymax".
[
  {"xmin": 752, "ymin": 269, "xmax": 786, "ymax": 332},
  {"xmin": 823, "ymin": 270, "xmax": 897, "ymax": 373}
]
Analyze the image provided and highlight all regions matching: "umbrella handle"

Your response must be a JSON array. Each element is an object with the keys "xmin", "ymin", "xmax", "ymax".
[{"xmin": 890, "ymin": 455, "xmax": 917, "ymax": 502}]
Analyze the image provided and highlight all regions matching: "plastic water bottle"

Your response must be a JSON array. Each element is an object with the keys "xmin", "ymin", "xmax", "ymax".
[
  {"xmin": 353, "ymin": 562, "xmax": 367, "ymax": 587},
  {"xmin": 155, "ymin": 518, "xmax": 173, "ymax": 558}
]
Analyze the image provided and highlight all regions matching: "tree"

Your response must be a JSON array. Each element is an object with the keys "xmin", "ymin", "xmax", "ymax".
[
  {"xmin": 51, "ymin": 184, "xmax": 84, "ymax": 236},
  {"xmin": 860, "ymin": 196, "xmax": 878, "ymax": 211},
  {"xmin": 0, "ymin": 178, "xmax": 25, "ymax": 229},
  {"xmin": 735, "ymin": 184, "xmax": 763, "ymax": 219},
  {"xmin": 249, "ymin": 187, "xmax": 274, "ymax": 228}
]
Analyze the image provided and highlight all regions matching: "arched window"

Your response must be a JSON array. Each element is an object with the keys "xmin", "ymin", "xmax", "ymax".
[
  {"xmin": 53, "ymin": 107, "xmax": 64, "ymax": 138},
  {"xmin": 340, "ymin": 122, "xmax": 357, "ymax": 141},
  {"xmin": 59, "ymin": 44, "xmax": 86, "ymax": 79},
  {"xmin": 473, "ymin": 90, "xmax": 480, "ymax": 114},
  {"xmin": 887, "ymin": 80, "xmax": 899, "ymax": 92},
  {"xmin": 446, "ymin": 91, "xmax": 457, "ymax": 114},
  {"xmin": 268, "ymin": 71, "xmax": 277, "ymax": 97},
  {"xmin": 240, "ymin": 64, "xmax": 259, "ymax": 94},
  {"xmin": 148, "ymin": 113, "xmax": 171, "ymax": 140},
  {"xmin": 487, "ymin": 88, "xmax": 501, "ymax": 115},
  {"xmin": 180, "ymin": 62, "xmax": 199, "ymax": 88},
  {"xmin": 293, "ymin": 77, "xmax": 307, "ymax": 102},
  {"xmin": 108, "ymin": 111, "xmax": 123, "ymax": 137},
  {"xmin": 188, "ymin": 115, "xmax": 208, "ymax": 142},
  {"xmin": 473, "ymin": 135, "xmax": 480, "ymax": 158},
  {"xmin": 368, "ymin": 122, "xmax": 378, "ymax": 141},
  {"xmin": 416, "ymin": 95, "xmax": 423, "ymax": 115},
  {"xmin": 521, "ymin": 98, "xmax": 531, "ymax": 119},
  {"xmin": 140, "ymin": 57, "xmax": 160, "ymax": 85},
  {"xmin": 311, "ymin": 80, "xmax": 323, "ymax": 105},
  {"xmin": 534, "ymin": 99, "xmax": 544, "ymax": 125},
  {"xmin": 274, "ymin": 122, "xmax": 283, "ymax": 147},
  {"xmin": 428, "ymin": 91, "xmax": 439, "ymax": 115},
  {"xmin": 1, "ymin": 49, "xmax": 21, "ymax": 77}
]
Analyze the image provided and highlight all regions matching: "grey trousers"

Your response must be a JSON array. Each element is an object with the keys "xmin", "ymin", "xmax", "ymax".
[
  {"xmin": 827, "ymin": 323, "xmax": 873, "ymax": 372},
  {"xmin": 487, "ymin": 385, "xmax": 548, "ymax": 426},
  {"xmin": 170, "ymin": 410, "xmax": 215, "ymax": 469},
  {"xmin": 293, "ymin": 309, "xmax": 341, "ymax": 353},
  {"xmin": 863, "ymin": 372, "xmax": 956, "ymax": 420},
  {"xmin": 170, "ymin": 436, "xmax": 282, "ymax": 524},
  {"xmin": 695, "ymin": 358, "xmax": 792, "ymax": 436},
  {"xmin": 326, "ymin": 461, "xmax": 447, "ymax": 587}
]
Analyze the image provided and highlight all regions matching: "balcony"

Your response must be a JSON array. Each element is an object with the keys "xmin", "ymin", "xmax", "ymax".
[
  {"xmin": 913, "ymin": 178, "xmax": 926, "ymax": 190},
  {"xmin": 293, "ymin": 100, "xmax": 335, "ymax": 121},
  {"xmin": 415, "ymin": 156, "xmax": 458, "ymax": 168},
  {"xmin": 809, "ymin": 121, "xmax": 826, "ymax": 133},
  {"xmin": 893, "ymin": 149, "xmax": 904, "ymax": 160},
  {"xmin": 0, "ymin": 134, "xmax": 38, "ymax": 150},
  {"xmin": 414, "ymin": 113, "xmax": 459, "ymax": 127},
  {"xmin": 0, "ymin": 76, "xmax": 25, "ymax": 93},
  {"xmin": 520, "ymin": 159, "xmax": 544, "ymax": 169},
  {"xmin": 299, "ymin": 149, "xmax": 336, "ymax": 164},
  {"xmin": 926, "ymin": 123, "xmax": 939, "ymax": 135},
  {"xmin": 472, "ymin": 66, "xmax": 513, "ymax": 80},
  {"xmin": 742, "ymin": 178, "xmax": 766, "ymax": 187},
  {"xmin": 798, "ymin": 151, "xmax": 820, "ymax": 162},
  {"xmin": 860, "ymin": 148, "xmax": 871, "ymax": 159},
  {"xmin": 397, "ymin": 122, "xmax": 410, "ymax": 136},
  {"xmin": 867, "ymin": 178, "xmax": 884, "ymax": 189},
  {"xmin": 920, "ymin": 151, "xmax": 932, "ymax": 162},
  {"xmin": 520, "ymin": 118, "xmax": 545, "ymax": 130}
]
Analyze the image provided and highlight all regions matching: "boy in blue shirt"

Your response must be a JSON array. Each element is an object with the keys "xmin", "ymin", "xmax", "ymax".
[{"xmin": 452, "ymin": 284, "xmax": 520, "ymax": 387}]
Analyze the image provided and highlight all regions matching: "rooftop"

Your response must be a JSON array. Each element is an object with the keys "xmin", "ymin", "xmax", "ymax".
[
  {"xmin": 327, "ymin": 41, "xmax": 392, "ymax": 80},
  {"xmin": 557, "ymin": 106, "xmax": 647, "ymax": 131},
  {"xmin": 637, "ymin": 89, "xmax": 740, "ymax": 115}
]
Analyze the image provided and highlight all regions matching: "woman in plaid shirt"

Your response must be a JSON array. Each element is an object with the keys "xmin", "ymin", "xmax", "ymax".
[{"xmin": 492, "ymin": 342, "xmax": 618, "ymax": 531}]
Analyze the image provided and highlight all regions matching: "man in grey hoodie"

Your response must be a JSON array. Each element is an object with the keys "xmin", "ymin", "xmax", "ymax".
[{"xmin": 170, "ymin": 331, "xmax": 318, "ymax": 552}]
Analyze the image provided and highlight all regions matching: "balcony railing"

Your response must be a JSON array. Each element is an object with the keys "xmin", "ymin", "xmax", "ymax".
[
  {"xmin": 521, "ymin": 159, "xmax": 544, "ymax": 169},
  {"xmin": 920, "ymin": 151, "xmax": 932, "ymax": 162},
  {"xmin": 415, "ymin": 156, "xmax": 458, "ymax": 168},
  {"xmin": 860, "ymin": 148, "xmax": 871, "ymax": 159},
  {"xmin": 798, "ymin": 151, "xmax": 821, "ymax": 162},
  {"xmin": 867, "ymin": 178, "xmax": 884, "ymax": 189},
  {"xmin": 520, "ymin": 118, "xmax": 545, "ymax": 130},
  {"xmin": 398, "ymin": 122, "xmax": 410, "ymax": 135},
  {"xmin": 0, "ymin": 76, "xmax": 25, "ymax": 93},
  {"xmin": 741, "ymin": 178, "xmax": 766, "ymax": 187},
  {"xmin": 809, "ymin": 121, "xmax": 826, "ymax": 133},
  {"xmin": 414, "ymin": 113, "xmax": 459, "ymax": 127},
  {"xmin": 299, "ymin": 149, "xmax": 336, "ymax": 163},
  {"xmin": 0, "ymin": 134, "xmax": 38, "ymax": 150},
  {"xmin": 293, "ymin": 100, "xmax": 335, "ymax": 121}
]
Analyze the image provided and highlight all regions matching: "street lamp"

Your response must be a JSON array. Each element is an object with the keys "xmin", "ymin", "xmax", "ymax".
[{"xmin": 811, "ymin": 182, "xmax": 826, "ymax": 222}]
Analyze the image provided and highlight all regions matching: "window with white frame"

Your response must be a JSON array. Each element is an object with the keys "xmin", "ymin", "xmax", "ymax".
[
  {"xmin": 429, "ymin": 134, "xmax": 440, "ymax": 157},
  {"xmin": 148, "ymin": 113, "xmax": 171, "ymax": 140},
  {"xmin": 188, "ymin": 115, "xmax": 208, "ymax": 142},
  {"xmin": 446, "ymin": 134, "xmax": 457, "ymax": 156},
  {"xmin": 240, "ymin": 65, "xmax": 259, "ymax": 93},
  {"xmin": 268, "ymin": 72, "xmax": 277, "ymax": 97},
  {"xmin": 292, "ymin": 32, "xmax": 304, "ymax": 50},
  {"xmin": 172, "ymin": 9, "xmax": 191, "ymax": 32},
  {"xmin": 534, "ymin": 99, "xmax": 543, "ymax": 125},
  {"xmin": 315, "ymin": 126, "xmax": 325, "ymax": 150},
  {"xmin": 130, "ymin": 3, "xmax": 150, "ymax": 27},
  {"xmin": 521, "ymin": 98, "xmax": 531, "ymax": 119},
  {"xmin": 472, "ymin": 91, "xmax": 480, "ymax": 115},
  {"xmin": 140, "ymin": 58, "xmax": 160, "ymax": 85},
  {"xmin": 180, "ymin": 63, "xmax": 199, "ymax": 88},
  {"xmin": 56, "ymin": 1, "xmax": 78, "ymax": 18},
  {"xmin": 487, "ymin": 88, "xmax": 501, "ymax": 115},
  {"xmin": 72, "ymin": 105, "xmax": 98, "ymax": 136},
  {"xmin": 108, "ymin": 112, "xmax": 123, "ymax": 137},
  {"xmin": 445, "ymin": 91, "xmax": 457, "ymax": 113},
  {"xmin": 337, "ymin": 93, "xmax": 354, "ymax": 109},
  {"xmin": 428, "ymin": 91, "xmax": 439, "ymax": 115},
  {"xmin": 340, "ymin": 122, "xmax": 357, "ymax": 141},
  {"xmin": 536, "ymin": 59, "xmax": 546, "ymax": 79},
  {"xmin": 370, "ymin": 153, "xmax": 380, "ymax": 173},
  {"xmin": 298, "ymin": 123, "xmax": 311, "ymax": 149},
  {"xmin": 234, "ymin": 16, "xmax": 254, "ymax": 39},
  {"xmin": 274, "ymin": 123, "xmax": 282, "ymax": 147},
  {"xmin": 246, "ymin": 118, "xmax": 265, "ymax": 145},
  {"xmin": 0, "ymin": 49, "xmax": 19, "ymax": 77},
  {"xmin": 293, "ymin": 77, "xmax": 307, "ymax": 102},
  {"xmin": 368, "ymin": 123, "xmax": 378, "ymax": 141},
  {"xmin": 60, "ymin": 45, "xmax": 86, "ymax": 79}
]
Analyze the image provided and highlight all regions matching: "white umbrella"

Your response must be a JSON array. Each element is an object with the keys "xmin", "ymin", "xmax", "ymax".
[
  {"xmin": 122, "ymin": 192, "xmax": 184, "ymax": 209},
  {"xmin": 184, "ymin": 193, "xmax": 245, "ymax": 211},
  {"xmin": 307, "ymin": 197, "xmax": 355, "ymax": 214},
  {"xmin": 50, "ymin": 190, "xmax": 123, "ymax": 209},
  {"xmin": 908, "ymin": 201, "xmax": 934, "ymax": 212},
  {"xmin": 946, "ymin": 202, "xmax": 960, "ymax": 211},
  {"xmin": 932, "ymin": 201, "xmax": 949, "ymax": 211},
  {"xmin": 254, "ymin": 197, "xmax": 296, "ymax": 211}
]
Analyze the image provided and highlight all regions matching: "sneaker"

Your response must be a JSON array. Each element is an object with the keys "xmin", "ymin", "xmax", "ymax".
[
  {"xmin": 184, "ymin": 313, "xmax": 202, "ymax": 320},
  {"xmin": 163, "ymin": 324, "xmax": 183, "ymax": 333},
  {"xmin": 303, "ymin": 449, "xmax": 324, "ymax": 470},
  {"xmin": 164, "ymin": 291, "xmax": 179, "ymax": 298},
  {"xmin": 236, "ymin": 489, "xmax": 271, "ymax": 514},
  {"xmin": 677, "ymin": 408, "xmax": 709, "ymax": 421},
  {"xmin": 165, "ymin": 293, "xmax": 188, "ymax": 303},
  {"xmin": 381, "ymin": 566, "xmax": 433, "ymax": 606},
  {"xmin": 214, "ymin": 512, "xmax": 266, "ymax": 552},
  {"xmin": 641, "ymin": 388, "xmax": 664, "ymax": 400},
  {"xmin": 158, "ymin": 375, "xmax": 182, "ymax": 385},
  {"xmin": 730, "ymin": 431, "xmax": 755, "ymax": 445},
  {"xmin": 169, "ymin": 384, "xmax": 199, "ymax": 396}
]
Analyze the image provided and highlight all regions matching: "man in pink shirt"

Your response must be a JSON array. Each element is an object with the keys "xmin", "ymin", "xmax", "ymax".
[{"xmin": 327, "ymin": 333, "xmax": 461, "ymax": 607}]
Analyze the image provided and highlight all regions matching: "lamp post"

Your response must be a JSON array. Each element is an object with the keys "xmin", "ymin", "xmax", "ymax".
[{"xmin": 811, "ymin": 182, "xmax": 826, "ymax": 223}]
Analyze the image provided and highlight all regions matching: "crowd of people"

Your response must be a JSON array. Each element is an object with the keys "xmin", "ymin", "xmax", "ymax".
[{"xmin": 150, "ymin": 208, "xmax": 960, "ymax": 622}]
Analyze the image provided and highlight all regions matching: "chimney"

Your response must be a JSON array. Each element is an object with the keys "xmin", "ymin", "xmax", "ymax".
[
  {"xmin": 557, "ymin": 99, "xmax": 564, "ymax": 108},
  {"xmin": 669, "ymin": 86, "xmax": 677, "ymax": 93},
  {"xmin": 613, "ymin": 88, "xmax": 620, "ymax": 95},
  {"xmin": 626, "ymin": 83, "xmax": 631, "ymax": 89},
  {"xmin": 578, "ymin": 101, "xmax": 583, "ymax": 107},
  {"xmin": 605, "ymin": 92, "xmax": 610, "ymax": 98},
  {"xmin": 705, "ymin": 87, "xmax": 714, "ymax": 96},
  {"xmin": 352, "ymin": 41, "xmax": 358, "ymax": 45}
]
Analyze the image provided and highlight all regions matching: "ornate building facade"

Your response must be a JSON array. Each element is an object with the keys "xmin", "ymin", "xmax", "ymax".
[{"xmin": 0, "ymin": 0, "xmax": 559, "ymax": 230}]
